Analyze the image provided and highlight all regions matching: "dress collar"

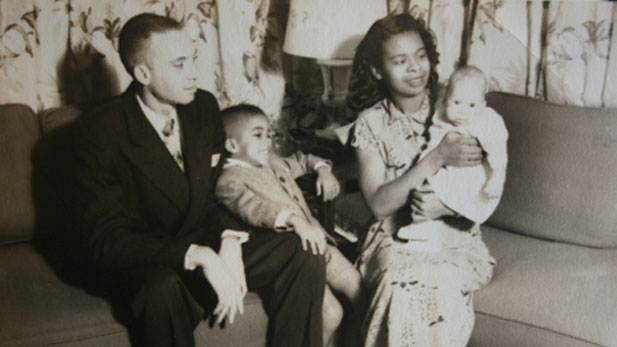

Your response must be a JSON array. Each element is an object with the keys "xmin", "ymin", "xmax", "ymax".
[{"xmin": 382, "ymin": 91, "xmax": 431, "ymax": 125}]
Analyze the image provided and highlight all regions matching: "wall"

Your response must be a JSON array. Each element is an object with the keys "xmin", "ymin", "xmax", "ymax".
[{"xmin": 0, "ymin": 0, "xmax": 615, "ymax": 129}]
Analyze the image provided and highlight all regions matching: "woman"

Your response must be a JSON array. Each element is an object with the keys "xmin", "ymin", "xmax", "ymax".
[{"xmin": 347, "ymin": 13, "xmax": 495, "ymax": 346}]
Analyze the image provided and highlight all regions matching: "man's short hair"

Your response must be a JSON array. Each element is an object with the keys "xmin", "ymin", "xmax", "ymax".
[
  {"xmin": 220, "ymin": 104, "xmax": 268, "ymax": 139},
  {"xmin": 118, "ymin": 13, "xmax": 183, "ymax": 76}
]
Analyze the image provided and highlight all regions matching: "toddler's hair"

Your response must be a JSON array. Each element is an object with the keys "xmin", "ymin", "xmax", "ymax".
[
  {"xmin": 220, "ymin": 104, "xmax": 268, "ymax": 138},
  {"xmin": 447, "ymin": 65, "xmax": 488, "ymax": 97}
]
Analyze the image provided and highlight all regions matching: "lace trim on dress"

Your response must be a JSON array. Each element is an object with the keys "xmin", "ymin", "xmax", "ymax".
[{"xmin": 350, "ymin": 116, "xmax": 381, "ymax": 152}]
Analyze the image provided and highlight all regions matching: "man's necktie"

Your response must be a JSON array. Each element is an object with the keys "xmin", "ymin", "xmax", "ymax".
[{"xmin": 161, "ymin": 118, "xmax": 184, "ymax": 171}]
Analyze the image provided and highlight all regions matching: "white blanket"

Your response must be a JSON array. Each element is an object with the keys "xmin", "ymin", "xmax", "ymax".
[
  {"xmin": 428, "ymin": 164, "xmax": 499, "ymax": 223},
  {"xmin": 425, "ymin": 106, "xmax": 508, "ymax": 223}
]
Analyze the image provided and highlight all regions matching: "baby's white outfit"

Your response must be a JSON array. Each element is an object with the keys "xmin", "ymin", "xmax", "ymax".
[{"xmin": 398, "ymin": 105, "xmax": 508, "ymax": 251}]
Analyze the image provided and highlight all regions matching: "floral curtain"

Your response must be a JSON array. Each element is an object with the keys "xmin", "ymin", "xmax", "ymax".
[
  {"xmin": 0, "ymin": 0, "xmax": 615, "ymax": 126},
  {"xmin": 386, "ymin": 0, "xmax": 617, "ymax": 107},
  {"xmin": 0, "ymin": 0, "xmax": 67, "ymax": 111},
  {"xmin": 0, "ymin": 0, "xmax": 286, "ymax": 122}
]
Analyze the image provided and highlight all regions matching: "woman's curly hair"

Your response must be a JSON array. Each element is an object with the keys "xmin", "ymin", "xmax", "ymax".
[{"xmin": 347, "ymin": 13, "xmax": 440, "ymax": 114}]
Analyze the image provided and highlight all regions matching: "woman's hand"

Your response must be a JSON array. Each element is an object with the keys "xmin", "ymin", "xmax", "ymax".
[
  {"xmin": 410, "ymin": 184, "xmax": 455, "ymax": 222},
  {"xmin": 434, "ymin": 131, "xmax": 483, "ymax": 168}
]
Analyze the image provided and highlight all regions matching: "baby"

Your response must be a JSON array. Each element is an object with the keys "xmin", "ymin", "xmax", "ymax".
[
  {"xmin": 215, "ymin": 104, "xmax": 362, "ymax": 347},
  {"xmin": 398, "ymin": 65, "xmax": 508, "ymax": 245}
]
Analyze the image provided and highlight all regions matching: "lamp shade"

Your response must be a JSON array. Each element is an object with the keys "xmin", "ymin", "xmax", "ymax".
[{"xmin": 283, "ymin": 0, "xmax": 387, "ymax": 60}]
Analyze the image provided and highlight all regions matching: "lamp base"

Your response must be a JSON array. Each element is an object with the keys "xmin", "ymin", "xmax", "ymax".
[{"xmin": 317, "ymin": 59, "xmax": 353, "ymax": 108}]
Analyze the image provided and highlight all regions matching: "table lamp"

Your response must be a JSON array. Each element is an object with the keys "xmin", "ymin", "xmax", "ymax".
[{"xmin": 283, "ymin": 0, "xmax": 387, "ymax": 107}]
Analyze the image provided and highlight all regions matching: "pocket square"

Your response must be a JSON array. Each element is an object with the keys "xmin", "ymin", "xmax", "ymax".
[{"xmin": 211, "ymin": 153, "xmax": 221, "ymax": 167}]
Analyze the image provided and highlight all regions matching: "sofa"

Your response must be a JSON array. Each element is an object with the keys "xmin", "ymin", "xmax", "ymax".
[
  {"xmin": 333, "ymin": 91, "xmax": 617, "ymax": 347},
  {"xmin": 1, "ymin": 91, "xmax": 616, "ymax": 347},
  {"xmin": 0, "ymin": 103, "xmax": 268, "ymax": 346},
  {"xmin": 469, "ymin": 92, "xmax": 617, "ymax": 346}
]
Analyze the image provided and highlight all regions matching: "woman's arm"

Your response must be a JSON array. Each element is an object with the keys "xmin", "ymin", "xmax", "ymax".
[
  {"xmin": 357, "ymin": 147, "xmax": 440, "ymax": 220},
  {"xmin": 357, "ymin": 132, "xmax": 483, "ymax": 220}
]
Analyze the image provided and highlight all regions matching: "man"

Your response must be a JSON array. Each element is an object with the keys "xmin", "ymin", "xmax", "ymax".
[{"xmin": 71, "ymin": 13, "xmax": 325, "ymax": 347}]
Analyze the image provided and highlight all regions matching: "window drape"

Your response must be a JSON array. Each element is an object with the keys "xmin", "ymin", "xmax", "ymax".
[{"xmin": 0, "ymin": 0, "xmax": 615, "ymax": 126}]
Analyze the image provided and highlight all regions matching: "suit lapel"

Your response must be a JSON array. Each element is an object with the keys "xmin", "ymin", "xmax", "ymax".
[
  {"xmin": 121, "ymin": 91, "xmax": 190, "ymax": 212},
  {"xmin": 177, "ymin": 102, "xmax": 212, "ymax": 227}
]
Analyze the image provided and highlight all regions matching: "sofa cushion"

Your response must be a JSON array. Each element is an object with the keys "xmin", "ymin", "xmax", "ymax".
[
  {"xmin": 0, "ymin": 243, "xmax": 128, "ymax": 346},
  {"xmin": 38, "ymin": 104, "xmax": 84, "ymax": 135},
  {"xmin": 486, "ymin": 92, "xmax": 617, "ymax": 248},
  {"xmin": 472, "ymin": 225, "xmax": 617, "ymax": 346},
  {"xmin": 0, "ymin": 243, "xmax": 268, "ymax": 347},
  {"xmin": 470, "ymin": 314, "xmax": 600, "ymax": 347},
  {"xmin": 0, "ymin": 104, "xmax": 40, "ymax": 245},
  {"xmin": 31, "ymin": 105, "xmax": 85, "ymax": 241}
]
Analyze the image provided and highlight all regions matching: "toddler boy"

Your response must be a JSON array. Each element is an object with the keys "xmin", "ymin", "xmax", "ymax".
[{"xmin": 215, "ymin": 104, "xmax": 361, "ymax": 346}]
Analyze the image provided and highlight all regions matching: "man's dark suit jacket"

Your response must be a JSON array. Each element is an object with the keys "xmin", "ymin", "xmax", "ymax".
[{"xmin": 72, "ymin": 84, "xmax": 230, "ymax": 272}]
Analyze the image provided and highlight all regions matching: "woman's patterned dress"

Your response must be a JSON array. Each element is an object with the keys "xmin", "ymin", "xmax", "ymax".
[{"xmin": 351, "ymin": 95, "xmax": 495, "ymax": 347}]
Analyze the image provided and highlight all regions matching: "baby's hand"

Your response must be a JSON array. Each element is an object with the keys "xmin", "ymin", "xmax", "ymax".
[
  {"xmin": 482, "ymin": 179, "xmax": 503, "ymax": 199},
  {"xmin": 287, "ymin": 214, "xmax": 327, "ymax": 255},
  {"xmin": 315, "ymin": 166, "xmax": 340, "ymax": 201}
]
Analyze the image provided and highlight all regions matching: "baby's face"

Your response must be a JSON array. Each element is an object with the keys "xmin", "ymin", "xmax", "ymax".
[
  {"xmin": 445, "ymin": 80, "xmax": 486, "ymax": 126},
  {"xmin": 232, "ymin": 116, "xmax": 271, "ymax": 167}
]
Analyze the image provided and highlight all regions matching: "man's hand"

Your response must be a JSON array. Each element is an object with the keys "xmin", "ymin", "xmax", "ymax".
[
  {"xmin": 315, "ymin": 166, "xmax": 340, "ymax": 201},
  {"xmin": 218, "ymin": 236, "xmax": 247, "ymax": 297},
  {"xmin": 287, "ymin": 214, "xmax": 327, "ymax": 255},
  {"xmin": 192, "ymin": 246, "xmax": 244, "ymax": 324}
]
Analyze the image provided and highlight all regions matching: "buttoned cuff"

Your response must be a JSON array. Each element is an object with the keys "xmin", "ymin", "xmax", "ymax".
[
  {"xmin": 184, "ymin": 244, "xmax": 200, "ymax": 271},
  {"xmin": 274, "ymin": 210, "xmax": 294, "ymax": 231},
  {"xmin": 221, "ymin": 229, "xmax": 250, "ymax": 243}
]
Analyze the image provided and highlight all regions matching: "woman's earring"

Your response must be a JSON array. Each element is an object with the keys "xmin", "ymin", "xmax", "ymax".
[{"xmin": 370, "ymin": 65, "xmax": 382, "ymax": 80}]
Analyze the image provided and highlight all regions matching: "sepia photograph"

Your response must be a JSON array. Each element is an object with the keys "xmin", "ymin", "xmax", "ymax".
[{"xmin": 0, "ymin": 0, "xmax": 615, "ymax": 346}]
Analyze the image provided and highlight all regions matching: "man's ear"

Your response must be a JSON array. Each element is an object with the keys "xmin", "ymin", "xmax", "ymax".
[
  {"xmin": 370, "ymin": 65, "xmax": 382, "ymax": 80},
  {"xmin": 224, "ymin": 138, "xmax": 238, "ymax": 153},
  {"xmin": 133, "ymin": 64, "xmax": 151, "ymax": 86}
]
